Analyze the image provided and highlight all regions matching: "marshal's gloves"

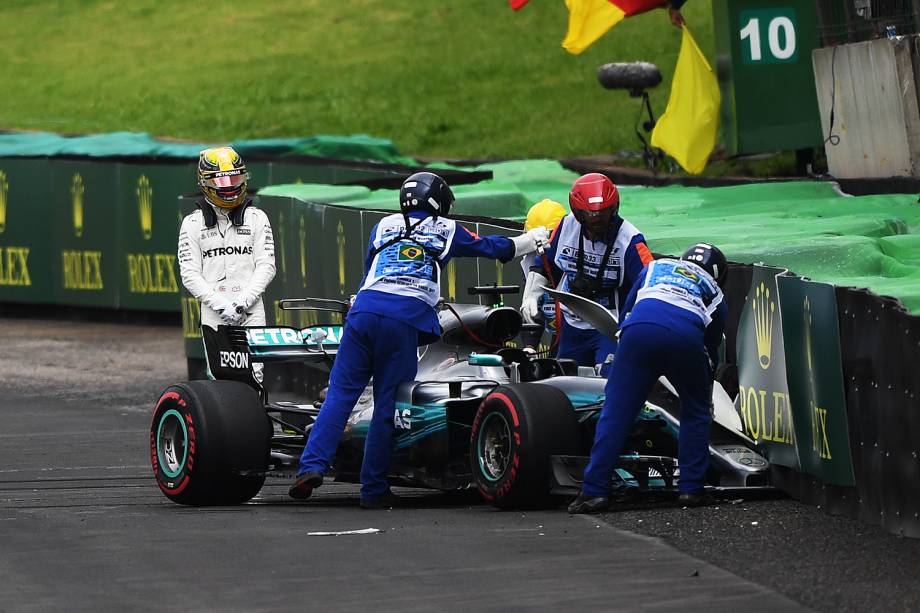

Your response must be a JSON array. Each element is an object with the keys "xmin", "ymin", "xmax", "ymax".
[
  {"xmin": 520, "ymin": 270, "xmax": 549, "ymax": 324},
  {"xmin": 510, "ymin": 227, "xmax": 550, "ymax": 258}
]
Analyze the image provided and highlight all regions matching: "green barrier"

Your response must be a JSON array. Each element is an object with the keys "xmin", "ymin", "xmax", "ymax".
[
  {"xmin": 259, "ymin": 183, "xmax": 371, "ymax": 202},
  {"xmin": 117, "ymin": 163, "xmax": 194, "ymax": 311},
  {"xmin": 269, "ymin": 161, "xmax": 397, "ymax": 187},
  {"xmin": 52, "ymin": 161, "xmax": 119, "ymax": 308},
  {"xmin": 245, "ymin": 162, "xmax": 272, "ymax": 195},
  {"xmin": 9, "ymin": 153, "xmax": 920, "ymax": 322},
  {"xmin": 777, "ymin": 276, "xmax": 855, "ymax": 486},
  {"xmin": 0, "ymin": 159, "xmax": 52, "ymax": 302}
]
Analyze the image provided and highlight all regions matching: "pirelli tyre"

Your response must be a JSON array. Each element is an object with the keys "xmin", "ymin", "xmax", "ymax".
[
  {"xmin": 471, "ymin": 383, "xmax": 581, "ymax": 509},
  {"xmin": 150, "ymin": 380, "xmax": 269, "ymax": 505}
]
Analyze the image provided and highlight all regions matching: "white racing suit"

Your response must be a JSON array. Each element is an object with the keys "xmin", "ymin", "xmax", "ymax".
[{"xmin": 177, "ymin": 199, "xmax": 276, "ymax": 382}]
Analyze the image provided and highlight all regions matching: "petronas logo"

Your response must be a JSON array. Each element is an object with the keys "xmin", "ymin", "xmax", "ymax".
[
  {"xmin": 0, "ymin": 170, "xmax": 8, "ymax": 235},
  {"xmin": 753, "ymin": 282, "xmax": 775, "ymax": 369},
  {"xmin": 447, "ymin": 260, "xmax": 457, "ymax": 301},
  {"xmin": 337, "ymin": 221, "xmax": 346, "ymax": 294},
  {"xmin": 71, "ymin": 173, "xmax": 85, "ymax": 238},
  {"xmin": 804, "ymin": 296, "xmax": 813, "ymax": 372},
  {"xmin": 136, "ymin": 175, "xmax": 153, "ymax": 240},
  {"xmin": 299, "ymin": 215, "xmax": 307, "ymax": 288}
]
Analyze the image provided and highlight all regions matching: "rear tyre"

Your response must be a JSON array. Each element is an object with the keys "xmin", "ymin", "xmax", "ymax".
[
  {"xmin": 471, "ymin": 383, "xmax": 581, "ymax": 509},
  {"xmin": 150, "ymin": 380, "xmax": 269, "ymax": 505}
]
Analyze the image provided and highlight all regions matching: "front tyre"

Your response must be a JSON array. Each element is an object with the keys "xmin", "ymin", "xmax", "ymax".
[
  {"xmin": 471, "ymin": 383, "xmax": 581, "ymax": 509},
  {"xmin": 150, "ymin": 381, "xmax": 269, "ymax": 505}
]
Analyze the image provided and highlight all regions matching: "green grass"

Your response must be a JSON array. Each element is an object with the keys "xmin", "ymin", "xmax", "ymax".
[{"xmin": 0, "ymin": 0, "xmax": 714, "ymax": 161}]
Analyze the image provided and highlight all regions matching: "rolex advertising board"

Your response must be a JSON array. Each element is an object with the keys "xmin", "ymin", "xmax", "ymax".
[
  {"xmin": 321, "ymin": 206, "xmax": 365, "ymax": 303},
  {"xmin": 0, "ymin": 159, "xmax": 52, "ymax": 303},
  {"xmin": 777, "ymin": 276, "xmax": 855, "ymax": 486},
  {"xmin": 273, "ymin": 199, "xmax": 333, "ymax": 329},
  {"xmin": 449, "ymin": 221, "xmax": 486, "ymax": 305},
  {"xmin": 251, "ymin": 193, "xmax": 288, "ymax": 327},
  {"xmin": 117, "ymin": 163, "xmax": 194, "ymax": 311},
  {"xmin": 736, "ymin": 266, "xmax": 800, "ymax": 469},
  {"xmin": 52, "ymin": 161, "xmax": 119, "ymax": 308},
  {"xmin": 177, "ymin": 195, "xmax": 203, "ymax": 360}
]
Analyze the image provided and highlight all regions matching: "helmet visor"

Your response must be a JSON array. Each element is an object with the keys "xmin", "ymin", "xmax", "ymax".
[
  {"xmin": 201, "ymin": 172, "xmax": 248, "ymax": 189},
  {"xmin": 575, "ymin": 207, "xmax": 614, "ymax": 240}
]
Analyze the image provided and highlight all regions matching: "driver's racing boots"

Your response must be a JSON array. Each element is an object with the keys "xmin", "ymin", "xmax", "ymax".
[
  {"xmin": 567, "ymin": 494, "xmax": 610, "ymax": 514},
  {"xmin": 288, "ymin": 472, "xmax": 324, "ymax": 500}
]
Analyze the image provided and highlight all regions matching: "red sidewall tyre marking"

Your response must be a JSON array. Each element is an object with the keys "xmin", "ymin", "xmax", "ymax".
[
  {"xmin": 150, "ymin": 389, "xmax": 198, "ymax": 498},
  {"xmin": 472, "ymin": 392, "xmax": 523, "ymax": 502}
]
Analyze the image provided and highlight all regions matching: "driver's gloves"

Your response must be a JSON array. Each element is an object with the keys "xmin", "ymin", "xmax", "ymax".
[{"xmin": 219, "ymin": 302, "xmax": 246, "ymax": 326}]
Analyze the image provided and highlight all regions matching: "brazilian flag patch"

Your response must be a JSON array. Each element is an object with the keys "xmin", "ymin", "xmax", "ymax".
[
  {"xmin": 674, "ymin": 266, "xmax": 700, "ymax": 282},
  {"xmin": 398, "ymin": 245, "xmax": 424, "ymax": 261}
]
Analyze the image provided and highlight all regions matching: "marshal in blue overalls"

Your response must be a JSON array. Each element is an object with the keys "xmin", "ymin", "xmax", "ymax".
[
  {"xmin": 289, "ymin": 172, "xmax": 548, "ymax": 507},
  {"xmin": 569, "ymin": 243, "xmax": 729, "ymax": 513}
]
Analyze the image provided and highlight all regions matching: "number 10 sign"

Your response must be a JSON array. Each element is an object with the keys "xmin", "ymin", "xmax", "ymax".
[{"xmin": 740, "ymin": 8, "xmax": 798, "ymax": 64}]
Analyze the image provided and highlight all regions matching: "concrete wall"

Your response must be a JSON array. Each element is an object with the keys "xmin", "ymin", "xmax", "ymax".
[{"xmin": 813, "ymin": 36, "xmax": 920, "ymax": 179}]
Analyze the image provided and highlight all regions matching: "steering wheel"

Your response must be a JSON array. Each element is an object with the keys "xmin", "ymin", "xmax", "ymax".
[{"xmin": 495, "ymin": 348, "xmax": 537, "ymax": 382}]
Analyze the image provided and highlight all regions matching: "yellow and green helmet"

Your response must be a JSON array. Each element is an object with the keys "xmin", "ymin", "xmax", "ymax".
[{"xmin": 198, "ymin": 146, "xmax": 250, "ymax": 209}]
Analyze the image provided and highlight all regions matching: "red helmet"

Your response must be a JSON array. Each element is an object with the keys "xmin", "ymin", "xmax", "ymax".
[{"xmin": 569, "ymin": 173, "xmax": 619, "ymax": 215}]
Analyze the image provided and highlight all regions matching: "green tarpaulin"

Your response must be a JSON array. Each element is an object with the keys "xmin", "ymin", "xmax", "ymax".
[
  {"xmin": 266, "ymin": 160, "xmax": 920, "ymax": 312},
  {"xmin": 0, "ymin": 131, "xmax": 415, "ymax": 164}
]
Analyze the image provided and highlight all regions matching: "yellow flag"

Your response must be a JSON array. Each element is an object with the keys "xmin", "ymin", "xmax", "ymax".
[
  {"xmin": 651, "ymin": 26, "xmax": 721, "ymax": 174},
  {"xmin": 562, "ymin": 0, "xmax": 626, "ymax": 55}
]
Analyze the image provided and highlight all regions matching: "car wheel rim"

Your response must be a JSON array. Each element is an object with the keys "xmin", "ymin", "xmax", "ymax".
[
  {"xmin": 478, "ymin": 412, "xmax": 511, "ymax": 482},
  {"xmin": 156, "ymin": 409, "xmax": 188, "ymax": 479}
]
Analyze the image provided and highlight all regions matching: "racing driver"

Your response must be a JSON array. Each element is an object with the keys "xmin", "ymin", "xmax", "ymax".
[
  {"xmin": 177, "ymin": 146, "xmax": 276, "ymax": 382},
  {"xmin": 521, "ymin": 173, "xmax": 653, "ymax": 374},
  {"xmin": 289, "ymin": 172, "xmax": 549, "ymax": 509}
]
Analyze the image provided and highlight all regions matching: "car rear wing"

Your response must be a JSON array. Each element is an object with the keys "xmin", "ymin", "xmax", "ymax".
[{"xmin": 202, "ymin": 323, "xmax": 342, "ymax": 386}]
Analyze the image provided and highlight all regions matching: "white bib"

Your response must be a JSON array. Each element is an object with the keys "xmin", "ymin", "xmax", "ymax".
[
  {"xmin": 360, "ymin": 214, "xmax": 456, "ymax": 307},
  {"xmin": 633, "ymin": 258, "xmax": 723, "ymax": 325},
  {"xmin": 552, "ymin": 214, "xmax": 642, "ymax": 329}
]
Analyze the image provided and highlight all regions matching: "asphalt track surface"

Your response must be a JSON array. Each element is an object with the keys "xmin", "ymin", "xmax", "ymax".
[{"xmin": 0, "ymin": 317, "xmax": 918, "ymax": 611}]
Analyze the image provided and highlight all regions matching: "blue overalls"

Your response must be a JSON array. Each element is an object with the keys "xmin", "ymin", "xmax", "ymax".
[
  {"xmin": 535, "ymin": 214, "xmax": 652, "ymax": 372},
  {"xmin": 297, "ymin": 211, "xmax": 514, "ymax": 501},
  {"xmin": 581, "ymin": 258, "xmax": 727, "ymax": 497}
]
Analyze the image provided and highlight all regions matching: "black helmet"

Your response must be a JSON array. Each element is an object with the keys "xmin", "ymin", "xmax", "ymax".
[
  {"xmin": 682, "ymin": 243, "xmax": 728, "ymax": 284},
  {"xmin": 399, "ymin": 172, "xmax": 455, "ymax": 217}
]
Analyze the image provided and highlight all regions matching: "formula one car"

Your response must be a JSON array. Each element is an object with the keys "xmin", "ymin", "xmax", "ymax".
[{"xmin": 150, "ymin": 287, "xmax": 769, "ymax": 507}]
